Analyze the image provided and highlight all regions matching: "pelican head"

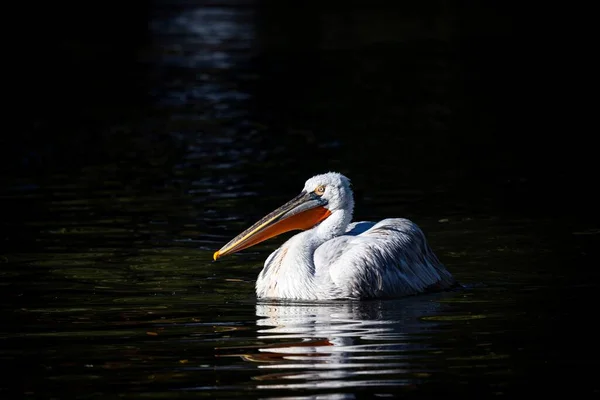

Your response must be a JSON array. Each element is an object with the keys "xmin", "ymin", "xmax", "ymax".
[{"xmin": 213, "ymin": 172, "xmax": 354, "ymax": 260}]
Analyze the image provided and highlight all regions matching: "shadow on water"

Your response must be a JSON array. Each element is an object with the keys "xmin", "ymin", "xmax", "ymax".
[{"xmin": 1, "ymin": 0, "xmax": 599, "ymax": 398}]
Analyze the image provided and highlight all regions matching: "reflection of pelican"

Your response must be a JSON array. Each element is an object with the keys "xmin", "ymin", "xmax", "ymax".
[
  {"xmin": 214, "ymin": 172, "xmax": 455, "ymax": 300},
  {"xmin": 244, "ymin": 299, "xmax": 450, "ymax": 389},
  {"xmin": 215, "ymin": 298, "xmax": 452, "ymax": 390},
  {"xmin": 254, "ymin": 299, "xmax": 445, "ymax": 345}
]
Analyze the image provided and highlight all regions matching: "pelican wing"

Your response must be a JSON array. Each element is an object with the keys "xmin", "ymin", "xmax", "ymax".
[{"xmin": 314, "ymin": 218, "xmax": 455, "ymax": 299}]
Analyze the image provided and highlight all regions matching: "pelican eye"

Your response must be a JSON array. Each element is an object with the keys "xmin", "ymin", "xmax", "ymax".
[{"xmin": 314, "ymin": 185, "xmax": 326, "ymax": 196}]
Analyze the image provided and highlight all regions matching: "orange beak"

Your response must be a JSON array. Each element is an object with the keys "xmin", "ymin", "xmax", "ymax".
[{"xmin": 213, "ymin": 191, "xmax": 331, "ymax": 260}]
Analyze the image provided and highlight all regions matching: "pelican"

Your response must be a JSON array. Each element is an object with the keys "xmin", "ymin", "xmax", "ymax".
[{"xmin": 213, "ymin": 172, "xmax": 456, "ymax": 300}]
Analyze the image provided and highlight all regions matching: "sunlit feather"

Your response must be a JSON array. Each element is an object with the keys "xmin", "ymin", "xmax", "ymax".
[{"xmin": 215, "ymin": 172, "xmax": 456, "ymax": 300}]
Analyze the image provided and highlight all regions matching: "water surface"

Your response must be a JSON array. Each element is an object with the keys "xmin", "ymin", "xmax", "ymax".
[{"xmin": 2, "ymin": 2, "xmax": 598, "ymax": 398}]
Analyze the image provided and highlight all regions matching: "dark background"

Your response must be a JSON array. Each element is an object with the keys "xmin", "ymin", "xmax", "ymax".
[
  {"xmin": 5, "ymin": 1, "xmax": 592, "ymax": 211},
  {"xmin": 1, "ymin": 1, "xmax": 598, "ymax": 396},
  {"xmin": 7, "ymin": 1, "xmax": 595, "ymax": 222}
]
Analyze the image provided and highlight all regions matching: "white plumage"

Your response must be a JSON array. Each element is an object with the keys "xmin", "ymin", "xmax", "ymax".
[{"xmin": 214, "ymin": 172, "xmax": 456, "ymax": 300}]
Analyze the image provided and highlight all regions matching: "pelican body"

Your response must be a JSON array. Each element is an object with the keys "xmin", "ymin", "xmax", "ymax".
[{"xmin": 214, "ymin": 172, "xmax": 455, "ymax": 300}]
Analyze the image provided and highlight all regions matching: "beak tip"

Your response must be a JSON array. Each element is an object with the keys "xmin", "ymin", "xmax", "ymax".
[{"xmin": 213, "ymin": 251, "xmax": 220, "ymax": 261}]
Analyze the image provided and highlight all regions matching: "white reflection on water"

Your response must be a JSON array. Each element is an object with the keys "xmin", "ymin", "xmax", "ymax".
[{"xmin": 250, "ymin": 294, "xmax": 455, "ymax": 390}]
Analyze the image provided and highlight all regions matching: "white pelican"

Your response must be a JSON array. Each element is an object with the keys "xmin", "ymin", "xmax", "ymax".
[{"xmin": 213, "ymin": 172, "xmax": 456, "ymax": 300}]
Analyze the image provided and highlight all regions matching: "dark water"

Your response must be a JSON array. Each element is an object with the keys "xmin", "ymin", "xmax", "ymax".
[{"xmin": 2, "ymin": 2, "xmax": 598, "ymax": 398}]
